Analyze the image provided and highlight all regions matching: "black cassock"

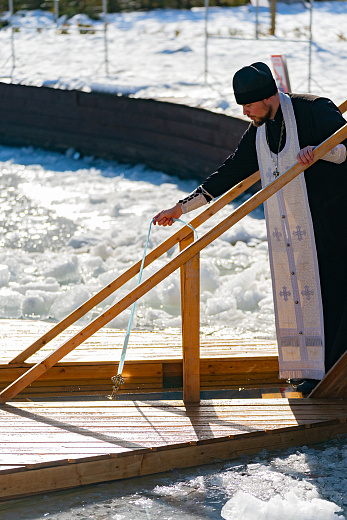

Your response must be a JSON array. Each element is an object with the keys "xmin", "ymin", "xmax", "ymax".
[{"xmin": 201, "ymin": 94, "xmax": 347, "ymax": 372}]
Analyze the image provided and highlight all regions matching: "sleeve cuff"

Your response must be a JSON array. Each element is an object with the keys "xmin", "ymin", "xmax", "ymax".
[
  {"xmin": 179, "ymin": 186, "xmax": 214, "ymax": 214},
  {"xmin": 321, "ymin": 144, "xmax": 346, "ymax": 164}
]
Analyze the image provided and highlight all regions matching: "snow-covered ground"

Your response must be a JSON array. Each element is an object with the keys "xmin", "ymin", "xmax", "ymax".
[
  {"xmin": 0, "ymin": 2, "xmax": 346, "ymax": 116},
  {"xmin": 0, "ymin": 3, "xmax": 346, "ymax": 519}
]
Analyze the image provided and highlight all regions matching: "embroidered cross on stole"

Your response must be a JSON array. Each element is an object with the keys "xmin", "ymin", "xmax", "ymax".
[{"xmin": 256, "ymin": 92, "xmax": 325, "ymax": 380}]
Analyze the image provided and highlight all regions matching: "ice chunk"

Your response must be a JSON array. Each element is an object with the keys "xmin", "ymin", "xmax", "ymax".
[
  {"xmin": 0, "ymin": 264, "xmax": 10, "ymax": 287},
  {"xmin": 200, "ymin": 260, "xmax": 220, "ymax": 292},
  {"xmin": 41, "ymin": 256, "xmax": 80, "ymax": 284},
  {"xmin": 15, "ymin": 277, "xmax": 61, "ymax": 295},
  {"xmin": 22, "ymin": 290, "xmax": 58, "ymax": 319},
  {"xmin": 49, "ymin": 287, "xmax": 91, "ymax": 321},
  {"xmin": 0, "ymin": 289, "xmax": 24, "ymax": 319},
  {"xmin": 221, "ymin": 490, "xmax": 344, "ymax": 520}
]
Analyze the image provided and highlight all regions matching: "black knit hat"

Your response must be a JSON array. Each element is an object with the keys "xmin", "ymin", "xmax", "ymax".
[{"xmin": 233, "ymin": 62, "xmax": 277, "ymax": 105}]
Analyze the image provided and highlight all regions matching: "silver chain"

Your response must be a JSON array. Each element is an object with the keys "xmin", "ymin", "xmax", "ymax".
[{"xmin": 266, "ymin": 118, "xmax": 285, "ymax": 178}]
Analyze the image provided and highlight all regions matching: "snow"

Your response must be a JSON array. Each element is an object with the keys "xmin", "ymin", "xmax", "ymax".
[
  {"xmin": 221, "ymin": 491, "xmax": 344, "ymax": 520},
  {"xmin": 0, "ymin": 2, "xmax": 346, "ymax": 117}
]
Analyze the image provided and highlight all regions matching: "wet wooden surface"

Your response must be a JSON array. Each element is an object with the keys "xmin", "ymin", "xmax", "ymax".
[
  {"xmin": 0, "ymin": 320, "xmax": 283, "ymax": 396},
  {"xmin": 0, "ymin": 319, "xmax": 278, "ymax": 363},
  {"xmin": 0, "ymin": 397, "xmax": 346, "ymax": 500},
  {"xmin": 310, "ymin": 351, "xmax": 347, "ymax": 399}
]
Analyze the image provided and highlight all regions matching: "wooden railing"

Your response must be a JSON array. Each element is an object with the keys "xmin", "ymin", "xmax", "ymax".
[{"xmin": 1, "ymin": 109, "xmax": 347, "ymax": 405}]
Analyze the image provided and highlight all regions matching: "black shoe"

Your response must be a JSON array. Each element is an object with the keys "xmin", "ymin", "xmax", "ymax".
[
  {"xmin": 296, "ymin": 379, "xmax": 320, "ymax": 395},
  {"xmin": 287, "ymin": 378, "xmax": 304, "ymax": 387}
]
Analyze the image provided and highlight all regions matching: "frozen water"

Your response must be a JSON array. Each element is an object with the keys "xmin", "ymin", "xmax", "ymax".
[
  {"xmin": 0, "ymin": 436, "xmax": 346, "ymax": 519},
  {"xmin": 221, "ymin": 491, "xmax": 343, "ymax": 520},
  {"xmin": 0, "ymin": 145, "xmax": 274, "ymax": 336}
]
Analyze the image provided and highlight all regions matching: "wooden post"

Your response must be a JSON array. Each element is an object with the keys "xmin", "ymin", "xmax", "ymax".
[
  {"xmin": 270, "ymin": 0, "xmax": 276, "ymax": 36},
  {"xmin": 180, "ymin": 232, "xmax": 200, "ymax": 404}
]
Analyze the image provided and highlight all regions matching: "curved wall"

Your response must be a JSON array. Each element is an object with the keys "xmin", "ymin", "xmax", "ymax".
[{"xmin": 0, "ymin": 82, "xmax": 248, "ymax": 181}]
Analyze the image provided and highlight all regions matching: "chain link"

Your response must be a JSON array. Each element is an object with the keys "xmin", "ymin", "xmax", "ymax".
[{"xmin": 107, "ymin": 374, "xmax": 125, "ymax": 400}]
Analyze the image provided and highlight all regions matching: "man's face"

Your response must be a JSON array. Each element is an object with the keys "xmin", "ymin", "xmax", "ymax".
[{"xmin": 242, "ymin": 99, "xmax": 272, "ymax": 127}]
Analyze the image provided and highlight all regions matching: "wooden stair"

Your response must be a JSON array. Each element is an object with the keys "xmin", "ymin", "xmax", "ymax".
[{"xmin": 0, "ymin": 320, "xmax": 284, "ymax": 397}]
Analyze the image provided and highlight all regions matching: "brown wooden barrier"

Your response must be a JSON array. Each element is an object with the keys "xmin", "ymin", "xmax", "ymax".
[{"xmin": 0, "ymin": 83, "xmax": 248, "ymax": 181}]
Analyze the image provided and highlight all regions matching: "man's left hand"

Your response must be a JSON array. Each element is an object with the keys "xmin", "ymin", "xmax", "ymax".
[{"xmin": 297, "ymin": 145, "xmax": 314, "ymax": 165}]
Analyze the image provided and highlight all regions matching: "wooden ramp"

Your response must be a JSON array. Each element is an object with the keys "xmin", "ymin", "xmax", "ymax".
[
  {"xmin": 0, "ymin": 320, "xmax": 284, "ymax": 397},
  {"xmin": 0, "ymin": 397, "xmax": 346, "ymax": 500},
  {"xmin": 310, "ymin": 351, "xmax": 347, "ymax": 399}
]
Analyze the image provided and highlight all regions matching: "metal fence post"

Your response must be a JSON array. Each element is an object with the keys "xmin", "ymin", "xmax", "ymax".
[
  {"xmin": 8, "ymin": 0, "xmax": 15, "ymax": 79},
  {"xmin": 54, "ymin": 0, "xmax": 59, "ymax": 25},
  {"xmin": 204, "ymin": 0, "xmax": 209, "ymax": 83},
  {"xmin": 102, "ymin": 0, "xmax": 109, "ymax": 75},
  {"xmin": 308, "ymin": 0, "xmax": 313, "ymax": 92}
]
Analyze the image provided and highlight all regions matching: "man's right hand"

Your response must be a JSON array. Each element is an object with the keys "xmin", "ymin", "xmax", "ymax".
[{"xmin": 153, "ymin": 203, "xmax": 183, "ymax": 226}]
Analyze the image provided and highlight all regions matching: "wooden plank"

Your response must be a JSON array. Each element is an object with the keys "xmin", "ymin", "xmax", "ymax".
[
  {"xmin": 0, "ymin": 397, "xmax": 346, "ymax": 500},
  {"xmin": 180, "ymin": 232, "xmax": 200, "ymax": 403},
  {"xmin": 0, "ymin": 353, "xmax": 284, "ymax": 398},
  {"xmin": 309, "ymin": 351, "xmax": 347, "ymax": 399},
  {"xmin": 0, "ymin": 363, "xmax": 162, "ymax": 382},
  {"xmin": 0, "ymin": 365, "xmax": 282, "ymax": 395},
  {"xmin": 0, "ymin": 319, "xmax": 278, "ymax": 364}
]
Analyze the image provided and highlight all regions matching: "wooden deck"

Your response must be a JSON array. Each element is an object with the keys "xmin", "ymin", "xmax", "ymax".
[
  {"xmin": 1, "ymin": 397, "xmax": 346, "ymax": 500},
  {"xmin": 1, "ymin": 320, "xmax": 346, "ymax": 501},
  {"xmin": 0, "ymin": 320, "xmax": 284, "ymax": 397}
]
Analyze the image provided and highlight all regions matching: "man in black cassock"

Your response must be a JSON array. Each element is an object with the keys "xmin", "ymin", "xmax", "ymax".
[{"xmin": 154, "ymin": 62, "xmax": 347, "ymax": 394}]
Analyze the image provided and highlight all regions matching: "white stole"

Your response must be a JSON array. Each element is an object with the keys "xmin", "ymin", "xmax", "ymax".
[{"xmin": 256, "ymin": 92, "xmax": 325, "ymax": 380}]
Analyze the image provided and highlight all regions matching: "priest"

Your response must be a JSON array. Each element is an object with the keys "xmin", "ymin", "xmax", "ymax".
[{"xmin": 153, "ymin": 62, "xmax": 347, "ymax": 394}]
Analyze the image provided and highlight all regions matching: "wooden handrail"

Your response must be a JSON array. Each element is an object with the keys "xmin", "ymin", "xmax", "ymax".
[
  {"xmin": 339, "ymin": 99, "xmax": 347, "ymax": 114},
  {"xmin": 1, "ymin": 121, "xmax": 346, "ymax": 403},
  {"xmin": 10, "ymin": 99, "xmax": 347, "ymax": 365},
  {"xmin": 9, "ymin": 171, "xmax": 260, "ymax": 364}
]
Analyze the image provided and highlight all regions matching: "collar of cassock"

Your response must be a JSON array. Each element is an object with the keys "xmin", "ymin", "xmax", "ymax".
[{"xmin": 265, "ymin": 106, "xmax": 286, "ymax": 153}]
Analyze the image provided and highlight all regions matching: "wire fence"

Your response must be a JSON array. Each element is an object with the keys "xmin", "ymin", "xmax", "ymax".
[
  {"xmin": 0, "ymin": 0, "xmax": 315, "ymax": 92},
  {"xmin": 0, "ymin": 0, "xmax": 111, "ymax": 78},
  {"xmin": 204, "ymin": 0, "xmax": 314, "ymax": 91}
]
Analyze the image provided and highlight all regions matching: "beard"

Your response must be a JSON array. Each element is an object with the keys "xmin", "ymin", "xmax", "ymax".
[{"xmin": 251, "ymin": 104, "xmax": 273, "ymax": 127}]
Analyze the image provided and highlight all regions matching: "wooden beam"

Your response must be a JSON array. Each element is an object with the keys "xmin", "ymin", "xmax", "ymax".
[
  {"xmin": 9, "ymin": 171, "xmax": 260, "ymax": 365},
  {"xmin": 180, "ymin": 233, "xmax": 200, "ymax": 403},
  {"xmin": 1, "ymin": 123, "xmax": 347, "ymax": 403},
  {"xmin": 339, "ymin": 99, "xmax": 347, "ymax": 114},
  {"xmin": 309, "ymin": 351, "xmax": 347, "ymax": 399}
]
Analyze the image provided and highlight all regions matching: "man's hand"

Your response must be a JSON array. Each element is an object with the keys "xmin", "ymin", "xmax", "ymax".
[
  {"xmin": 297, "ymin": 145, "xmax": 315, "ymax": 165},
  {"xmin": 153, "ymin": 203, "xmax": 183, "ymax": 226}
]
